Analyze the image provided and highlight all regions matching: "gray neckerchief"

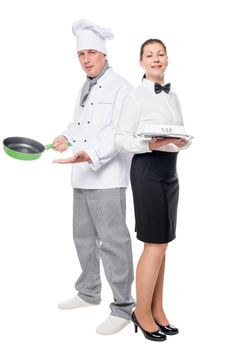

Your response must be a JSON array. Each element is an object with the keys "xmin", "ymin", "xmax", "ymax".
[{"xmin": 80, "ymin": 61, "xmax": 109, "ymax": 106}]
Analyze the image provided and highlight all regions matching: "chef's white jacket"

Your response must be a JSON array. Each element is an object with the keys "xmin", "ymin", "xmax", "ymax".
[
  {"xmin": 115, "ymin": 79, "xmax": 192, "ymax": 154},
  {"xmin": 62, "ymin": 68, "xmax": 133, "ymax": 189}
]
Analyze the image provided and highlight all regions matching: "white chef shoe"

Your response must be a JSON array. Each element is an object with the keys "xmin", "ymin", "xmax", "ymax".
[
  {"xmin": 58, "ymin": 295, "xmax": 96, "ymax": 310},
  {"xmin": 96, "ymin": 315, "xmax": 131, "ymax": 335}
]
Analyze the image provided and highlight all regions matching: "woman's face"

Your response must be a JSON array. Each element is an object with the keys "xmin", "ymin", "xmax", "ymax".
[{"xmin": 140, "ymin": 43, "xmax": 168, "ymax": 82}]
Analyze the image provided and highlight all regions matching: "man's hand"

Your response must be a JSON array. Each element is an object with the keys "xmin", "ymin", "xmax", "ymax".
[
  {"xmin": 53, "ymin": 135, "xmax": 69, "ymax": 152},
  {"xmin": 53, "ymin": 150, "xmax": 91, "ymax": 164}
]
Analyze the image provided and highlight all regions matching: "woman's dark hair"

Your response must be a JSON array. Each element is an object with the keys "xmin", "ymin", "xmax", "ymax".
[{"xmin": 140, "ymin": 38, "xmax": 167, "ymax": 61}]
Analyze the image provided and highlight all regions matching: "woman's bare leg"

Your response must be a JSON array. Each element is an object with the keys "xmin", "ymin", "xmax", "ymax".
[
  {"xmin": 134, "ymin": 243, "xmax": 168, "ymax": 332},
  {"xmin": 151, "ymin": 255, "xmax": 169, "ymax": 325}
]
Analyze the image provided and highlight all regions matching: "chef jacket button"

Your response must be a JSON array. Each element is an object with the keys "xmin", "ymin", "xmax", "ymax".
[
  {"xmin": 78, "ymin": 122, "xmax": 80, "ymax": 125},
  {"xmin": 73, "ymin": 140, "xmax": 76, "ymax": 143},
  {"xmin": 87, "ymin": 121, "xmax": 90, "ymax": 124},
  {"xmin": 91, "ymin": 102, "xmax": 93, "ymax": 105},
  {"xmin": 99, "ymin": 85, "xmax": 102, "ymax": 88},
  {"xmin": 82, "ymin": 104, "xmax": 84, "ymax": 107},
  {"xmin": 84, "ymin": 140, "xmax": 87, "ymax": 142}
]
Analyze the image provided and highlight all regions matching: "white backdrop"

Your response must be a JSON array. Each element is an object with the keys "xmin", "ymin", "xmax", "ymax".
[{"xmin": 0, "ymin": 0, "xmax": 233, "ymax": 349}]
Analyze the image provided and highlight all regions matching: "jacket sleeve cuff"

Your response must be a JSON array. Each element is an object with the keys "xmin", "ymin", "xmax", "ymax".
[
  {"xmin": 85, "ymin": 148, "xmax": 102, "ymax": 171},
  {"xmin": 138, "ymin": 139, "xmax": 152, "ymax": 153}
]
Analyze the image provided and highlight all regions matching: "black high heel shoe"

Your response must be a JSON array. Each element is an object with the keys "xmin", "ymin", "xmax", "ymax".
[
  {"xmin": 155, "ymin": 321, "xmax": 179, "ymax": 335},
  {"xmin": 131, "ymin": 312, "xmax": 167, "ymax": 342}
]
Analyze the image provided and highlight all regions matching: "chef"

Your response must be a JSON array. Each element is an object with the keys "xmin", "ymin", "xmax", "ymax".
[{"xmin": 52, "ymin": 19, "xmax": 135, "ymax": 335}]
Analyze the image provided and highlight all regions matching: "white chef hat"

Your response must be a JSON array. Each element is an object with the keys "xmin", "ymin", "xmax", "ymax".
[{"xmin": 72, "ymin": 19, "xmax": 114, "ymax": 54}]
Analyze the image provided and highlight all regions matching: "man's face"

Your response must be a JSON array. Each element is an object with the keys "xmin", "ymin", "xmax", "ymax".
[{"xmin": 77, "ymin": 49, "xmax": 106, "ymax": 77}]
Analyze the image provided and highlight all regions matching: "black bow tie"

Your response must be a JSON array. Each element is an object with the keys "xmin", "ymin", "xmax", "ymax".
[{"xmin": 154, "ymin": 83, "xmax": 171, "ymax": 94}]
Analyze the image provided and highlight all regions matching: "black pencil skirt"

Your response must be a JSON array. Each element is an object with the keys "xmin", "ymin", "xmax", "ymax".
[{"xmin": 130, "ymin": 151, "xmax": 179, "ymax": 244}]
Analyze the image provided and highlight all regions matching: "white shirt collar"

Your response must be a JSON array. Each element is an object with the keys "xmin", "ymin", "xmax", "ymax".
[
  {"xmin": 142, "ymin": 78, "xmax": 171, "ymax": 94},
  {"xmin": 142, "ymin": 78, "xmax": 155, "ymax": 89}
]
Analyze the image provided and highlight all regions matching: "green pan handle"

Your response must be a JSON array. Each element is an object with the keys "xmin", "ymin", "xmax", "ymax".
[{"xmin": 45, "ymin": 142, "xmax": 72, "ymax": 150}]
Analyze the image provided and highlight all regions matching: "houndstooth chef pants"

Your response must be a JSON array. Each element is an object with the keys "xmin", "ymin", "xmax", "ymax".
[{"xmin": 73, "ymin": 187, "xmax": 135, "ymax": 320}]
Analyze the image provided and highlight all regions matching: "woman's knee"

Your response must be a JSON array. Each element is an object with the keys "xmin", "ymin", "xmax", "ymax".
[{"xmin": 143, "ymin": 242, "xmax": 168, "ymax": 257}]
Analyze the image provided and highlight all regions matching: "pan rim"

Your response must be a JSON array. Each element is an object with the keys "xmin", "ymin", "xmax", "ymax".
[{"xmin": 3, "ymin": 136, "xmax": 45, "ymax": 154}]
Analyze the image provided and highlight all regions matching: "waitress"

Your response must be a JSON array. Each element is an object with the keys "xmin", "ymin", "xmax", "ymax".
[{"xmin": 115, "ymin": 38, "xmax": 191, "ymax": 342}]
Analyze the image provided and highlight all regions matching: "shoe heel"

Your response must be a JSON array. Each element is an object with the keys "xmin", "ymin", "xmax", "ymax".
[{"xmin": 134, "ymin": 324, "xmax": 138, "ymax": 333}]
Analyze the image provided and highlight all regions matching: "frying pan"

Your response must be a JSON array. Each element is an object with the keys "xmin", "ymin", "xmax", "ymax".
[{"xmin": 3, "ymin": 136, "xmax": 70, "ymax": 160}]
